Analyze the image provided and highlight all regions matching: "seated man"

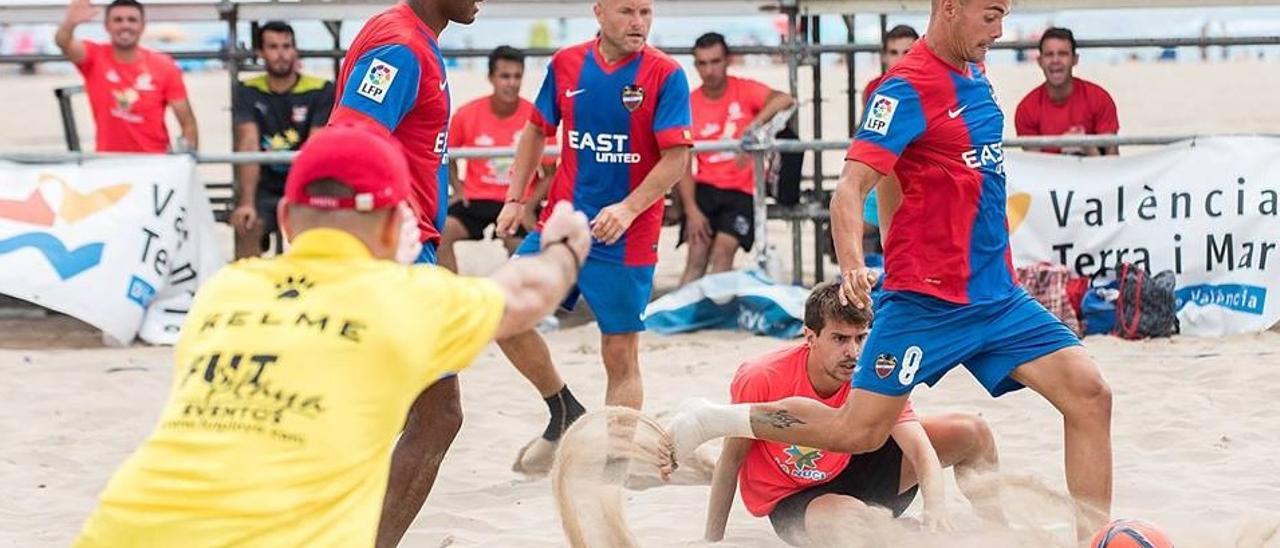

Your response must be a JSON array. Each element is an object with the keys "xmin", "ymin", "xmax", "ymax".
[
  {"xmin": 231, "ymin": 21, "xmax": 335, "ymax": 258},
  {"xmin": 439, "ymin": 46, "xmax": 554, "ymax": 273},
  {"xmin": 1015, "ymin": 27, "xmax": 1120, "ymax": 156},
  {"xmin": 704, "ymin": 281, "xmax": 1003, "ymax": 546},
  {"xmin": 679, "ymin": 32, "xmax": 795, "ymax": 285}
]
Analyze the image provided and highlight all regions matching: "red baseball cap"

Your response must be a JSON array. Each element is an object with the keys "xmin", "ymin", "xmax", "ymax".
[{"xmin": 284, "ymin": 124, "xmax": 411, "ymax": 211}]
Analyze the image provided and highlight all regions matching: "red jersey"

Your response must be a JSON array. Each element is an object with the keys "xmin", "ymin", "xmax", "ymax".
[
  {"xmin": 530, "ymin": 39, "xmax": 693, "ymax": 266},
  {"xmin": 689, "ymin": 76, "xmax": 772, "ymax": 195},
  {"xmin": 848, "ymin": 40, "xmax": 1017, "ymax": 304},
  {"xmin": 732, "ymin": 344, "xmax": 917, "ymax": 516},
  {"xmin": 1014, "ymin": 77, "xmax": 1119, "ymax": 154},
  {"xmin": 75, "ymin": 41, "xmax": 187, "ymax": 153},
  {"xmin": 447, "ymin": 96, "xmax": 555, "ymax": 203},
  {"xmin": 331, "ymin": 3, "xmax": 450, "ymax": 244}
]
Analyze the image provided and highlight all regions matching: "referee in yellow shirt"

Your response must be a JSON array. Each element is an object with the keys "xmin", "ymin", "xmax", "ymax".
[{"xmin": 75, "ymin": 124, "xmax": 591, "ymax": 547}]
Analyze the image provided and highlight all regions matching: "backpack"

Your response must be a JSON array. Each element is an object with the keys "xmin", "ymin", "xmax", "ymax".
[
  {"xmin": 1016, "ymin": 262, "xmax": 1082, "ymax": 336},
  {"xmin": 1113, "ymin": 262, "xmax": 1180, "ymax": 339}
]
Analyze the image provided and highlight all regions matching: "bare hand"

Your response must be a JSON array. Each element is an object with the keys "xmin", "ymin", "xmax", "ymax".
[
  {"xmin": 539, "ymin": 202, "xmax": 590, "ymax": 266},
  {"xmin": 838, "ymin": 267, "xmax": 880, "ymax": 309},
  {"xmin": 65, "ymin": 0, "xmax": 99, "ymax": 26},
  {"xmin": 590, "ymin": 202, "xmax": 640, "ymax": 245},
  {"xmin": 230, "ymin": 204, "xmax": 258, "ymax": 234},
  {"xmin": 684, "ymin": 209, "xmax": 713, "ymax": 246},
  {"xmin": 495, "ymin": 201, "xmax": 524, "ymax": 237}
]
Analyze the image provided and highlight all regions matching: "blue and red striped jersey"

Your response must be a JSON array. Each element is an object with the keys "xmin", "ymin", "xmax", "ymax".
[
  {"xmin": 330, "ymin": 3, "xmax": 450, "ymax": 244},
  {"xmin": 530, "ymin": 39, "xmax": 693, "ymax": 266},
  {"xmin": 847, "ymin": 40, "xmax": 1016, "ymax": 304}
]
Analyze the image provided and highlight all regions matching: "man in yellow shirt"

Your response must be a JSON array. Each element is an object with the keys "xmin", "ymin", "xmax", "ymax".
[{"xmin": 75, "ymin": 124, "xmax": 591, "ymax": 547}]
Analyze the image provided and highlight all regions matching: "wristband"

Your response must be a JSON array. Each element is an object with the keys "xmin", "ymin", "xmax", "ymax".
[
  {"xmin": 505, "ymin": 198, "xmax": 526, "ymax": 205},
  {"xmin": 546, "ymin": 237, "xmax": 583, "ymax": 270}
]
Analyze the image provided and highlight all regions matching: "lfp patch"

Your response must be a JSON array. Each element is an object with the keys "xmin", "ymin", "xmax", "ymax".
[
  {"xmin": 357, "ymin": 58, "xmax": 398, "ymax": 104},
  {"xmin": 862, "ymin": 94, "xmax": 899, "ymax": 136}
]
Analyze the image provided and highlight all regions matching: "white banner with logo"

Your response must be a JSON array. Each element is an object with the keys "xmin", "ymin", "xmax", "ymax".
[
  {"xmin": 0, "ymin": 156, "xmax": 225, "ymax": 345},
  {"xmin": 1006, "ymin": 136, "xmax": 1280, "ymax": 336}
]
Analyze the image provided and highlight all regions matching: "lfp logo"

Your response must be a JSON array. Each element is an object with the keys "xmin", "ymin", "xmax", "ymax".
[{"xmin": 0, "ymin": 174, "xmax": 131, "ymax": 280}]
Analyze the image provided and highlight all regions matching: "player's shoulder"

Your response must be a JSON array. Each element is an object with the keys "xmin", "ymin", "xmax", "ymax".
[
  {"xmin": 733, "ymin": 344, "xmax": 806, "ymax": 388},
  {"xmin": 293, "ymin": 74, "xmax": 332, "ymax": 94},
  {"xmin": 455, "ymin": 95, "xmax": 490, "ymax": 116},
  {"xmin": 641, "ymin": 44, "xmax": 684, "ymax": 77},
  {"xmin": 1016, "ymin": 81, "xmax": 1048, "ymax": 109},
  {"xmin": 239, "ymin": 74, "xmax": 270, "ymax": 94},
  {"xmin": 140, "ymin": 46, "xmax": 181, "ymax": 70},
  {"xmin": 550, "ymin": 40, "xmax": 593, "ymax": 65},
  {"xmin": 1073, "ymin": 77, "xmax": 1116, "ymax": 100}
]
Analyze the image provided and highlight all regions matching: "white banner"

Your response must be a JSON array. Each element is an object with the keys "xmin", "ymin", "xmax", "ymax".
[
  {"xmin": 0, "ymin": 156, "xmax": 225, "ymax": 345},
  {"xmin": 1006, "ymin": 136, "xmax": 1280, "ymax": 336}
]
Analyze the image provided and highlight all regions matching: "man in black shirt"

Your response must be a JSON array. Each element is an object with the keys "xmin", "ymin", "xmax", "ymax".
[{"xmin": 231, "ymin": 20, "xmax": 335, "ymax": 257}]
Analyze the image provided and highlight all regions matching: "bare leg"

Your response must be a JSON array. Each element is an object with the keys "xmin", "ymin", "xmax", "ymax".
[
  {"xmin": 897, "ymin": 413, "xmax": 1004, "ymax": 523},
  {"xmin": 436, "ymin": 216, "xmax": 470, "ymax": 273},
  {"xmin": 707, "ymin": 232, "xmax": 740, "ymax": 274},
  {"xmin": 680, "ymin": 237, "xmax": 712, "ymax": 286},
  {"xmin": 1010, "ymin": 345, "xmax": 1113, "ymax": 540},
  {"xmin": 803, "ymin": 494, "xmax": 895, "ymax": 548},
  {"xmin": 497, "ymin": 329, "xmax": 564, "ymax": 398},
  {"xmin": 376, "ymin": 377, "xmax": 464, "ymax": 548},
  {"xmin": 601, "ymin": 333, "xmax": 642, "ymax": 409}
]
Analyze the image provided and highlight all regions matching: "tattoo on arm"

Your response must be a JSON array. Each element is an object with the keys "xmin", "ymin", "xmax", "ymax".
[{"xmin": 751, "ymin": 409, "xmax": 806, "ymax": 430}]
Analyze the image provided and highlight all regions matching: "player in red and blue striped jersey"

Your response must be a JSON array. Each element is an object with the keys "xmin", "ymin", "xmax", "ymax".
[
  {"xmin": 327, "ymin": 1, "xmax": 484, "ymax": 546},
  {"xmin": 494, "ymin": 0, "xmax": 693, "ymax": 473},
  {"xmin": 667, "ymin": 0, "xmax": 1113, "ymax": 540}
]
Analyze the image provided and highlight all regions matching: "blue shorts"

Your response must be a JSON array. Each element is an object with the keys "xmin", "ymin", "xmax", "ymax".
[
  {"xmin": 515, "ymin": 232, "xmax": 655, "ymax": 334},
  {"xmin": 415, "ymin": 242, "xmax": 438, "ymax": 265},
  {"xmin": 854, "ymin": 288, "xmax": 1080, "ymax": 397}
]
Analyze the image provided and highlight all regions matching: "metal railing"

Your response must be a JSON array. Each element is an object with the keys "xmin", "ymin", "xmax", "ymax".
[{"xmin": 9, "ymin": 133, "xmax": 1269, "ymax": 285}]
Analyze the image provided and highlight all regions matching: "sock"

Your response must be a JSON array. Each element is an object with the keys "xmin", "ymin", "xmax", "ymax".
[
  {"xmin": 542, "ymin": 385, "xmax": 586, "ymax": 442},
  {"xmin": 669, "ymin": 399, "xmax": 755, "ymax": 463}
]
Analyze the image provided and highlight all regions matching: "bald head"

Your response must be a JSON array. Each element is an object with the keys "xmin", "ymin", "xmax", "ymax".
[
  {"xmin": 593, "ymin": 0, "xmax": 653, "ymax": 58},
  {"xmin": 927, "ymin": 0, "xmax": 1008, "ymax": 65}
]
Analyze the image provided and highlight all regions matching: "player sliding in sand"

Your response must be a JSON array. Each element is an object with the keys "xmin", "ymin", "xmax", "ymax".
[
  {"xmin": 667, "ymin": 0, "xmax": 1114, "ymax": 541},
  {"xmin": 704, "ymin": 282, "xmax": 1003, "ymax": 545}
]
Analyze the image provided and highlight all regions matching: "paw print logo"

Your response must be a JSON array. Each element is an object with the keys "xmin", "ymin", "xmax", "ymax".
[{"xmin": 275, "ymin": 275, "xmax": 315, "ymax": 300}]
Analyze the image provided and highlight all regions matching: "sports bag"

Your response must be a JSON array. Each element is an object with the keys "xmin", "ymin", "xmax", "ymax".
[{"xmin": 1113, "ymin": 262, "xmax": 1179, "ymax": 339}]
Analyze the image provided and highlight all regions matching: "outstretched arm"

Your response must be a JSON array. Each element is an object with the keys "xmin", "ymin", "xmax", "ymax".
[
  {"xmin": 55, "ymin": 0, "xmax": 96, "ymax": 65},
  {"xmin": 892, "ymin": 419, "xmax": 951, "ymax": 531}
]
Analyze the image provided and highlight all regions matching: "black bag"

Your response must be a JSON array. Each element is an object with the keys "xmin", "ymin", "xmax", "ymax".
[{"xmin": 1113, "ymin": 262, "xmax": 1179, "ymax": 339}]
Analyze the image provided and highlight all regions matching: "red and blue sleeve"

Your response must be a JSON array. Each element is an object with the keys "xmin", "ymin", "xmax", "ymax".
[
  {"xmin": 653, "ymin": 68, "xmax": 693, "ymax": 150},
  {"xmin": 330, "ymin": 43, "xmax": 422, "ymax": 134},
  {"xmin": 530, "ymin": 62, "xmax": 560, "ymax": 135},
  {"xmin": 846, "ymin": 76, "xmax": 926, "ymax": 176}
]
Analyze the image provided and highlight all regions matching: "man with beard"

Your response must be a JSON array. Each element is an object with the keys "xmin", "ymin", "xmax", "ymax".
[
  {"xmin": 328, "ymin": 0, "xmax": 484, "ymax": 545},
  {"xmin": 55, "ymin": 0, "xmax": 199, "ymax": 152},
  {"xmin": 231, "ymin": 21, "xmax": 335, "ymax": 258}
]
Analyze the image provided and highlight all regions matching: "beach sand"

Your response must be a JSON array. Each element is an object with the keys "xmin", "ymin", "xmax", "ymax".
[{"xmin": 3, "ymin": 54, "xmax": 1280, "ymax": 547}]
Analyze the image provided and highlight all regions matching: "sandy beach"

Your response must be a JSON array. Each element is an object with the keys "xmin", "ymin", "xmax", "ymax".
[{"xmin": 3, "ymin": 44, "xmax": 1280, "ymax": 548}]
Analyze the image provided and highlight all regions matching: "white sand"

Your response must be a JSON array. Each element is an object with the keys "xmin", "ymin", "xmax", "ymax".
[{"xmin": 3, "ymin": 55, "xmax": 1280, "ymax": 547}]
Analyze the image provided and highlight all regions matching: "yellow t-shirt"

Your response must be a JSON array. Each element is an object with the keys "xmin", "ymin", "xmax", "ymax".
[{"xmin": 76, "ymin": 229, "xmax": 505, "ymax": 547}]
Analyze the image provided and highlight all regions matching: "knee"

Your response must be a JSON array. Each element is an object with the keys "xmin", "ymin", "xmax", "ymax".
[{"xmin": 1066, "ymin": 371, "xmax": 1113, "ymax": 422}]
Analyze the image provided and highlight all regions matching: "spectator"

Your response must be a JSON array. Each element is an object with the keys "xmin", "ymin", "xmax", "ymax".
[
  {"xmin": 230, "ymin": 21, "xmax": 334, "ymax": 258},
  {"xmin": 679, "ymin": 32, "xmax": 795, "ymax": 285},
  {"xmin": 54, "ymin": 0, "xmax": 197, "ymax": 152},
  {"xmin": 439, "ymin": 46, "xmax": 554, "ymax": 273},
  {"xmin": 861, "ymin": 24, "xmax": 918, "ymax": 256},
  {"xmin": 1015, "ymin": 27, "xmax": 1120, "ymax": 156}
]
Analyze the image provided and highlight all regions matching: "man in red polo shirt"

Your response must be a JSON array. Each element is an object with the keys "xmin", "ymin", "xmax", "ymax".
[
  {"xmin": 55, "ymin": 0, "xmax": 198, "ymax": 152},
  {"xmin": 1015, "ymin": 27, "xmax": 1120, "ymax": 156},
  {"xmin": 439, "ymin": 45, "xmax": 555, "ymax": 272},
  {"xmin": 679, "ymin": 32, "xmax": 795, "ymax": 284}
]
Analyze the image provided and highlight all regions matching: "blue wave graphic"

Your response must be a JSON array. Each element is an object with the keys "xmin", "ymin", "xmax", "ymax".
[{"xmin": 0, "ymin": 232, "xmax": 104, "ymax": 280}]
